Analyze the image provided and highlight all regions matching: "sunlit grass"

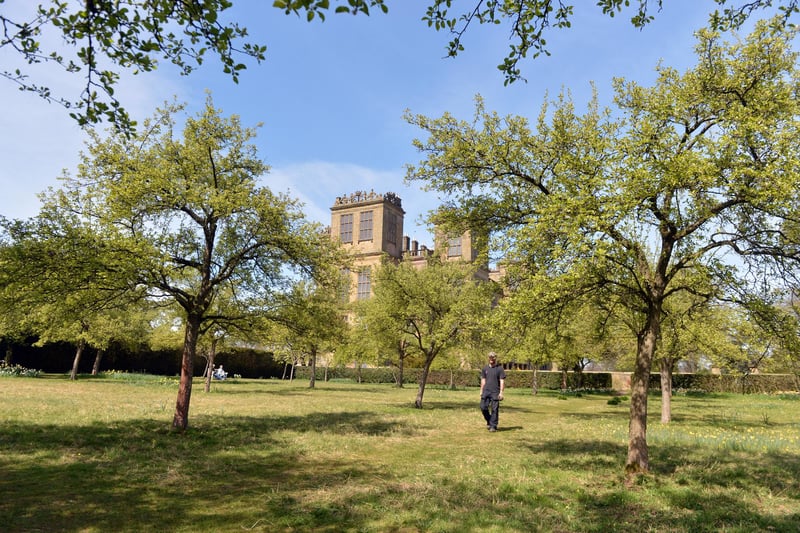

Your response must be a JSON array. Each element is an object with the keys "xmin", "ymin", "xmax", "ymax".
[{"xmin": 1, "ymin": 376, "xmax": 798, "ymax": 532}]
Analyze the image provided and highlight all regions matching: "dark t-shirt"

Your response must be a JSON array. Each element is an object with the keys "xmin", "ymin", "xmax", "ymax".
[{"xmin": 481, "ymin": 364, "xmax": 506, "ymax": 397}]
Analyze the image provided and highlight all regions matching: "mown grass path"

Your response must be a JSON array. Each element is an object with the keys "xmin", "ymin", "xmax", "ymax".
[{"xmin": 1, "ymin": 376, "xmax": 798, "ymax": 532}]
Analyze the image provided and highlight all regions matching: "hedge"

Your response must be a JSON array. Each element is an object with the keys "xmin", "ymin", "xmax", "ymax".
[
  {"xmin": 661, "ymin": 372, "xmax": 799, "ymax": 394},
  {"xmin": 291, "ymin": 366, "xmax": 799, "ymax": 394}
]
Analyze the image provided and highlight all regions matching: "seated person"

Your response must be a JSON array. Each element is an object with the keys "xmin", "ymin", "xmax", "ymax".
[{"xmin": 213, "ymin": 365, "xmax": 227, "ymax": 380}]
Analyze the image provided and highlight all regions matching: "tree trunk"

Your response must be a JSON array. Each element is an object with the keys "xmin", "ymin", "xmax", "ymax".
[
  {"xmin": 4, "ymin": 344, "xmax": 12, "ymax": 365},
  {"xmin": 173, "ymin": 315, "xmax": 201, "ymax": 431},
  {"xmin": 70, "ymin": 338, "xmax": 86, "ymax": 381},
  {"xmin": 560, "ymin": 369, "xmax": 568, "ymax": 391},
  {"xmin": 626, "ymin": 307, "xmax": 661, "ymax": 475},
  {"xmin": 414, "ymin": 354, "xmax": 435, "ymax": 409},
  {"xmin": 397, "ymin": 352, "xmax": 404, "ymax": 388},
  {"xmin": 532, "ymin": 367, "xmax": 539, "ymax": 396},
  {"xmin": 660, "ymin": 357, "xmax": 673, "ymax": 424},
  {"xmin": 203, "ymin": 355, "xmax": 212, "ymax": 392},
  {"xmin": 309, "ymin": 348, "xmax": 317, "ymax": 389},
  {"xmin": 91, "ymin": 348, "xmax": 104, "ymax": 375},
  {"xmin": 204, "ymin": 337, "xmax": 218, "ymax": 393},
  {"xmin": 396, "ymin": 340, "xmax": 406, "ymax": 388}
]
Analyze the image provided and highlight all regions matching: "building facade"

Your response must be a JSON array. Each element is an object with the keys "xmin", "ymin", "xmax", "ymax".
[{"xmin": 330, "ymin": 190, "xmax": 492, "ymax": 301}]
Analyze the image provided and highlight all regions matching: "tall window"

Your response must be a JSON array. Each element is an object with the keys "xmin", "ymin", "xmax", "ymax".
[
  {"xmin": 359, "ymin": 210, "xmax": 373, "ymax": 241},
  {"xmin": 357, "ymin": 269, "xmax": 371, "ymax": 300},
  {"xmin": 340, "ymin": 213, "xmax": 353, "ymax": 243},
  {"xmin": 386, "ymin": 213, "xmax": 397, "ymax": 244},
  {"xmin": 448, "ymin": 236, "xmax": 462, "ymax": 258}
]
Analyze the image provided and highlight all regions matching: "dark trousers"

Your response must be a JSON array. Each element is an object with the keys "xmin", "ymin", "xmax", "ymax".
[{"xmin": 480, "ymin": 396, "xmax": 500, "ymax": 429}]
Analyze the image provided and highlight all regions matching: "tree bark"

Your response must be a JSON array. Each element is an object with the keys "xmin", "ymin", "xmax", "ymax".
[
  {"xmin": 396, "ymin": 340, "xmax": 406, "ymax": 388},
  {"xmin": 203, "ymin": 355, "xmax": 212, "ymax": 392},
  {"xmin": 625, "ymin": 307, "xmax": 660, "ymax": 475},
  {"xmin": 4, "ymin": 344, "xmax": 12, "ymax": 365},
  {"xmin": 397, "ymin": 352, "xmax": 404, "ymax": 388},
  {"xmin": 203, "ymin": 337, "xmax": 218, "ymax": 393},
  {"xmin": 173, "ymin": 315, "xmax": 201, "ymax": 430},
  {"xmin": 532, "ymin": 367, "xmax": 539, "ymax": 396},
  {"xmin": 70, "ymin": 338, "xmax": 86, "ymax": 381},
  {"xmin": 414, "ymin": 354, "xmax": 435, "ymax": 409},
  {"xmin": 660, "ymin": 357, "xmax": 673, "ymax": 424},
  {"xmin": 309, "ymin": 348, "xmax": 317, "ymax": 389},
  {"xmin": 91, "ymin": 348, "xmax": 104, "ymax": 375}
]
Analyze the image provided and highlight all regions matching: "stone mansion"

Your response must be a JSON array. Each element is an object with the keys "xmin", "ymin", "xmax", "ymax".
[{"xmin": 329, "ymin": 189, "xmax": 500, "ymax": 302}]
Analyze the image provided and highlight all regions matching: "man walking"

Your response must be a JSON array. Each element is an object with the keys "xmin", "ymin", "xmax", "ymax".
[{"xmin": 480, "ymin": 352, "xmax": 506, "ymax": 432}]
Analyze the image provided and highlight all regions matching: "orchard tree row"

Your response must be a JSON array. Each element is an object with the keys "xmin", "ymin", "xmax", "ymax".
[
  {"xmin": 0, "ymin": 95, "xmax": 347, "ymax": 431},
  {"xmin": 403, "ymin": 18, "xmax": 800, "ymax": 473},
  {"xmin": 2, "ymin": 16, "xmax": 800, "ymax": 478}
]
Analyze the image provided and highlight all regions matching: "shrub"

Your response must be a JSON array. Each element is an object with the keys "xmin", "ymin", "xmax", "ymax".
[
  {"xmin": 661, "ymin": 373, "xmax": 799, "ymax": 394},
  {"xmin": 0, "ymin": 361, "xmax": 41, "ymax": 377}
]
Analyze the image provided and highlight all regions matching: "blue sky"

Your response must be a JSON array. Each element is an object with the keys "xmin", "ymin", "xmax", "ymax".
[{"xmin": 0, "ymin": 1, "xmax": 734, "ymax": 244}]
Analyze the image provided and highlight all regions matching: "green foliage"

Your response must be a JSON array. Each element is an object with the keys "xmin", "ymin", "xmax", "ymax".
[
  {"xmin": 0, "ymin": 1, "xmax": 267, "ymax": 133},
  {"xmin": 0, "ymin": 205, "xmax": 154, "ymax": 379},
  {"xmin": 6, "ymin": 1, "xmax": 795, "ymax": 129},
  {"xmin": 25, "ymin": 94, "xmax": 342, "ymax": 427},
  {"xmin": 405, "ymin": 18, "xmax": 800, "ymax": 471},
  {"xmin": 271, "ymin": 281, "xmax": 348, "ymax": 356},
  {"xmin": 274, "ymin": 0, "xmax": 388, "ymax": 18},
  {"xmin": 370, "ymin": 257, "xmax": 495, "ymax": 361},
  {"xmin": 353, "ymin": 256, "xmax": 496, "ymax": 406},
  {"xmin": 97, "ymin": 370, "xmax": 179, "ymax": 387},
  {"xmin": 290, "ymin": 1, "xmax": 799, "ymax": 85},
  {"xmin": 668, "ymin": 373, "xmax": 799, "ymax": 394},
  {"xmin": 268, "ymin": 280, "xmax": 349, "ymax": 387},
  {"xmin": 294, "ymin": 365, "xmax": 799, "ymax": 394},
  {"xmin": 51, "ymin": 94, "xmax": 340, "ymax": 330}
]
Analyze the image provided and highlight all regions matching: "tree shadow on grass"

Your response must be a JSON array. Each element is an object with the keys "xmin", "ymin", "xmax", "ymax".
[
  {"xmin": 573, "ymin": 486, "xmax": 800, "ymax": 533},
  {"xmin": 520, "ymin": 437, "xmax": 800, "ymax": 532},
  {"xmin": 2, "ymin": 410, "xmax": 799, "ymax": 532},
  {"xmin": 565, "ymin": 408, "xmax": 632, "ymax": 420},
  {"xmin": 0, "ymin": 410, "xmax": 418, "ymax": 532},
  {"xmin": 523, "ymin": 438, "xmax": 627, "ymax": 471},
  {"xmin": 494, "ymin": 425, "xmax": 524, "ymax": 432},
  {"xmin": 420, "ymin": 398, "xmax": 537, "ymax": 414}
]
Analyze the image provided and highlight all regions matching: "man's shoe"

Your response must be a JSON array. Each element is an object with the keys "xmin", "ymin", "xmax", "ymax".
[{"xmin": 489, "ymin": 427, "xmax": 497, "ymax": 432}]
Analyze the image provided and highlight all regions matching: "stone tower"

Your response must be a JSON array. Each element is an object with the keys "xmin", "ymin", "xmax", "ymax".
[{"xmin": 330, "ymin": 190, "xmax": 405, "ymax": 301}]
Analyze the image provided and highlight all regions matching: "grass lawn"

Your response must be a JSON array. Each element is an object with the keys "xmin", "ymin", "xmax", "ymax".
[{"xmin": 1, "ymin": 375, "xmax": 798, "ymax": 532}]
